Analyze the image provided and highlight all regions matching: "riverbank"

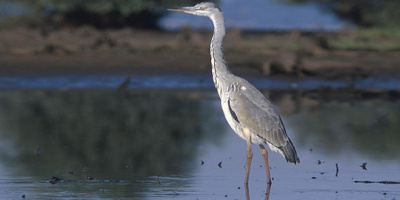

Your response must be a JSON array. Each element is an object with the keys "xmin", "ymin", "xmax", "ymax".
[{"xmin": 1, "ymin": 27, "xmax": 400, "ymax": 78}]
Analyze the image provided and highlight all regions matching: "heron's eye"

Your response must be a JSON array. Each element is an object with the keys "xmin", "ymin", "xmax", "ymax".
[{"xmin": 200, "ymin": 6, "xmax": 207, "ymax": 10}]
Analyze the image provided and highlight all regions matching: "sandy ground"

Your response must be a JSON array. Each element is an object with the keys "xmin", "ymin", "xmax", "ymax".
[{"xmin": 1, "ymin": 27, "xmax": 400, "ymax": 78}]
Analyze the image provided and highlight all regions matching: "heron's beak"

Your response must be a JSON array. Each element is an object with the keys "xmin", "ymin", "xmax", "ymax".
[{"xmin": 167, "ymin": 7, "xmax": 196, "ymax": 13}]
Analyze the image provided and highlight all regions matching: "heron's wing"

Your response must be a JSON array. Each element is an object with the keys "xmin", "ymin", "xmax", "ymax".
[
  {"xmin": 227, "ymin": 77, "xmax": 299, "ymax": 163},
  {"xmin": 229, "ymin": 77, "xmax": 291, "ymax": 147},
  {"xmin": 228, "ymin": 86, "xmax": 288, "ymax": 147}
]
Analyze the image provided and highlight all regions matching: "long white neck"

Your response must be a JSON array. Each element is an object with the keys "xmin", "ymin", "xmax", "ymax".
[{"xmin": 209, "ymin": 11, "xmax": 231, "ymax": 96}]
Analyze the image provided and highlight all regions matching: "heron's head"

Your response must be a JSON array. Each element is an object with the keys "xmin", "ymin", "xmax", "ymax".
[{"xmin": 168, "ymin": 2, "xmax": 221, "ymax": 17}]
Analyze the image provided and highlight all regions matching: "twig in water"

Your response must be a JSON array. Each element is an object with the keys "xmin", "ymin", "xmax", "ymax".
[
  {"xmin": 117, "ymin": 75, "xmax": 131, "ymax": 92},
  {"xmin": 157, "ymin": 174, "xmax": 161, "ymax": 185},
  {"xmin": 335, "ymin": 163, "xmax": 339, "ymax": 177},
  {"xmin": 360, "ymin": 162, "xmax": 367, "ymax": 170},
  {"xmin": 354, "ymin": 180, "xmax": 400, "ymax": 184}
]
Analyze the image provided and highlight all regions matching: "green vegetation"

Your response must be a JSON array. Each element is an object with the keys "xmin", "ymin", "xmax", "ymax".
[
  {"xmin": 329, "ymin": 27, "xmax": 400, "ymax": 50},
  {"xmin": 0, "ymin": 0, "xmax": 218, "ymax": 29},
  {"xmin": 279, "ymin": 0, "xmax": 400, "ymax": 50}
]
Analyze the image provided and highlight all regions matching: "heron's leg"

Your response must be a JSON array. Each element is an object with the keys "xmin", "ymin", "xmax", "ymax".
[
  {"xmin": 244, "ymin": 129, "xmax": 253, "ymax": 185},
  {"xmin": 264, "ymin": 183, "xmax": 271, "ymax": 200},
  {"xmin": 244, "ymin": 182, "xmax": 250, "ymax": 200},
  {"xmin": 259, "ymin": 145, "xmax": 272, "ymax": 185}
]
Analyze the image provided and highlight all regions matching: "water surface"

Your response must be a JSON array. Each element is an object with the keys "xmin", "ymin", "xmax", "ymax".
[
  {"xmin": 0, "ymin": 75, "xmax": 399, "ymax": 90},
  {"xmin": 0, "ymin": 90, "xmax": 399, "ymax": 199}
]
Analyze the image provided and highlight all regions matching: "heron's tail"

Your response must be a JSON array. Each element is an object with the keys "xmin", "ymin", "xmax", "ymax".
[{"xmin": 281, "ymin": 139, "xmax": 300, "ymax": 164}]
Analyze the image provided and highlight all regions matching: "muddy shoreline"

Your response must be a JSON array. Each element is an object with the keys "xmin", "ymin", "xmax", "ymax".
[{"xmin": 1, "ymin": 27, "xmax": 400, "ymax": 78}]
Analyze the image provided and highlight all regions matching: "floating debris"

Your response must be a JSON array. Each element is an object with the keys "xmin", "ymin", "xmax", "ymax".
[
  {"xmin": 201, "ymin": 160, "xmax": 205, "ymax": 166},
  {"xmin": 361, "ymin": 162, "xmax": 367, "ymax": 170},
  {"xmin": 335, "ymin": 163, "xmax": 339, "ymax": 177},
  {"xmin": 50, "ymin": 176, "xmax": 63, "ymax": 184},
  {"xmin": 354, "ymin": 180, "xmax": 400, "ymax": 184},
  {"xmin": 172, "ymin": 190, "xmax": 179, "ymax": 197},
  {"xmin": 50, "ymin": 176, "xmax": 124, "ymax": 184},
  {"xmin": 311, "ymin": 177, "xmax": 317, "ymax": 179},
  {"xmin": 117, "ymin": 75, "xmax": 132, "ymax": 92},
  {"xmin": 157, "ymin": 174, "xmax": 161, "ymax": 185},
  {"xmin": 317, "ymin": 160, "xmax": 322, "ymax": 165},
  {"xmin": 218, "ymin": 162, "xmax": 222, "ymax": 168}
]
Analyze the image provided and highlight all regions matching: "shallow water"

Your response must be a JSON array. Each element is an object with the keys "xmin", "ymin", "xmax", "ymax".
[
  {"xmin": 0, "ymin": 74, "xmax": 400, "ymax": 90},
  {"xmin": 0, "ymin": 89, "xmax": 399, "ymax": 199}
]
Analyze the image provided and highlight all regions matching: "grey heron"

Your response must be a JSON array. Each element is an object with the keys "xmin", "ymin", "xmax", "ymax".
[{"xmin": 168, "ymin": 2, "xmax": 299, "ymax": 185}]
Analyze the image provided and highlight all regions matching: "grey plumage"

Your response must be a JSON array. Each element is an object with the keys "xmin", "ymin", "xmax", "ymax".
[
  {"xmin": 226, "ymin": 77, "xmax": 299, "ymax": 163},
  {"xmin": 168, "ymin": 2, "xmax": 299, "ymax": 184}
]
